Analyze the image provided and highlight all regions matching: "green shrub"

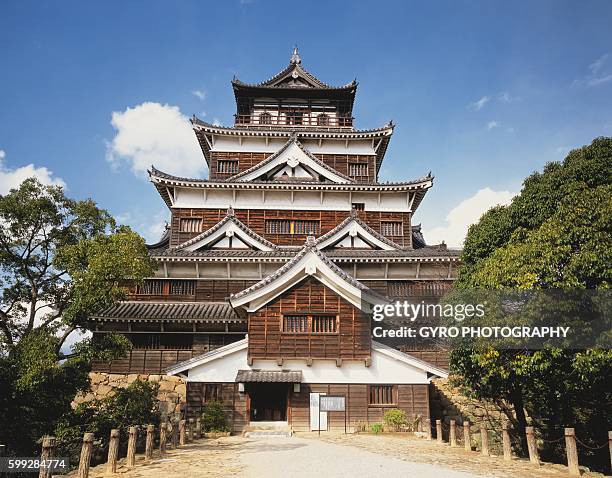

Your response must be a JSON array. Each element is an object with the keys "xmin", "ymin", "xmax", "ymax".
[
  {"xmin": 383, "ymin": 408, "xmax": 407, "ymax": 431},
  {"xmin": 201, "ymin": 400, "xmax": 228, "ymax": 432},
  {"xmin": 370, "ymin": 423, "xmax": 383, "ymax": 434}
]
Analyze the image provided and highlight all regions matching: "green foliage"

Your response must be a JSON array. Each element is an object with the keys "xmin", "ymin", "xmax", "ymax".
[
  {"xmin": 200, "ymin": 401, "xmax": 228, "ymax": 432},
  {"xmin": 55, "ymin": 380, "xmax": 160, "ymax": 464},
  {"xmin": 0, "ymin": 178, "xmax": 153, "ymax": 457},
  {"xmin": 451, "ymin": 137, "xmax": 612, "ymax": 471},
  {"xmin": 383, "ymin": 408, "xmax": 407, "ymax": 431},
  {"xmin": 370, "ymin": 423, "xmax": 383, "ymax": 434}
]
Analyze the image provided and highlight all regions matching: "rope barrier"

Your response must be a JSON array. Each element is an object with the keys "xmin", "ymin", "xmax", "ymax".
[{"xmin": 575, "ymin": 437, "xmax": 609, "ymax": 451}]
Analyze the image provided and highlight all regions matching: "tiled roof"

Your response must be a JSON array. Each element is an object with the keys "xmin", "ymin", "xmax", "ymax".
[
  {"xmin": 411, "ymin": 224, "xmax": 427, "ymax": 249},
  {"xmin": 92, "ymin": 301, "xmax": 245, "ymax": 323},
  {"xmin": 314, "ymin": 209, "xmax": 405, "ymax": 250},
  {"xmin": 226, "ymin": 134, "xmax": 355, "ymax": 183},
  {"xmin": 235, "ymin": 369, "xmax": 303, "ymax": 383},
  {"xmin": 170, "ymin": 208, "xmax": 276, "ymax": 251}
]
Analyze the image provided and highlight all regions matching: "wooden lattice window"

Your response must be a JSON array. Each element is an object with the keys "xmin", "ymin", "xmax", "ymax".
[
  {"xmin": 203, "ymin": 384, "xmax": 221, "ymax": 403},
  {"xmin": 381, "ymin": 221, "xmax": 403, "ymax": 236},
  {"xmin": 317, "ymin": 113, "xmax": 329, "ymax": 126},
  {"xmin": 349, "ymin": 163, "xmax": 369, "ymax": 177},
  {"xmin": 351, "ymin": 202, "xmax": 365, "ymax": 211},
  {"xmin": 161, "ymin": 334, "xmax": 193, "ymax": 350},
  {"xmin": 282, "ymin": 314, "xmax": 337, "ymax": 334},
  {"xmin": 179, "ymin": 218, "xmax": 202, "ymax": 233},
  {"xmin": 266, "ymin": 219, "xmax": 320, "ymax": 235},
  {"xmin": 169, "ymin": 280, "xmax": 196, "ymax": 295},
  {"xmin": 217, "ymin": 160, "xmax": 239, "ymax": 174},
  {"xmin": 136, "ymin": 279, "xmax": 195, "ymax": 296},
  {"xmin": 259, "ymin": 112, "xmax": 272, "ymax": 125},
  {"xmin": 130, "ymin": 334, "xmax": 161, "ymax": 350},
  {"xmin": 311, "ymin": 315, "xmax": 337, "ymax": 333},
  {"xmin": 282, "ymin": 315, "xmax": 309, "ymax": 333},
  {"xmin": 368, "ymin": 385, "xmax": 396, "ymax": 405},
  {"xmin": 387, "ymin": 281, "xmax": 411, "ymax": 298}
]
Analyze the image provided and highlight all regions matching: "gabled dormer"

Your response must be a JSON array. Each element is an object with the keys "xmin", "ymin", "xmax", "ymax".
[
  {"xmin": 227, "ymin": 135, "xmax": 354, "ymax": 184},
  {"xmin": 171, "ymin": 208, "xmax": 276, "ymax": 252},
  {"xmin": 232, "ymin": 48, "xmax": 357, "ymax": 129},
  {"xmin": 315, "ymin": 210, "xmax": 405, "ymax": 250}
]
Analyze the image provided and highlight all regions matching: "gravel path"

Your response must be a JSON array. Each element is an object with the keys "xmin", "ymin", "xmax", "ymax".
[{"xmin": 240, "ymin": 436, "xmax": 484, "ymax": 478}]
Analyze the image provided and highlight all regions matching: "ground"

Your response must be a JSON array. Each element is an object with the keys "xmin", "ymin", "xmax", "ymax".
[{"xmin": 73, "ymin": 433, "xmax": 607, "ymax": 478}]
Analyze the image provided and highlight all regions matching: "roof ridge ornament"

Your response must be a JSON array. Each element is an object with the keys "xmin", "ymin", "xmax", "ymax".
[
  {"xmin": 227, "ymin": 205, "xmax": 235, "ymax": 217},
  {"xmin": 305, "ymin": 235, "xmax": 316, "ymax": 247},
  {"xmin": 290, "ymin": 46, "xmax": 301, "ymax": 65}
]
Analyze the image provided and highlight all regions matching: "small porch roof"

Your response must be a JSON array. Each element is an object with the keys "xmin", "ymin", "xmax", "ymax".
[{"xmin": 235, "ymin": 370, "xmax": 303, "ymax": 383}]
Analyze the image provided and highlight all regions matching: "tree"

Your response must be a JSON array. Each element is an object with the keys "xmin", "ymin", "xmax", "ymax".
[
  {"xmin": 451, "ymin": 137, "xmax": 612, "ymax": 471},
  {"xmin": 0, "ymin": 178, "xmax": 154, "ymax": 454}
]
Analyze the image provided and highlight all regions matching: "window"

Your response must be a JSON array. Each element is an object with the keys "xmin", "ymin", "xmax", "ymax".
[
  {"xmin": 369, "ymin": 385, "xmax": 396, "ymax": 405},
  {"xmin": 282, "ymin": 314, "xmax": 337, "ymax": 334},
  {"xmin": 349, "ymin": 163, "xmax": 369, "ymax": 177},
  {"xmin": 136, "ymin": 279, "xmax": 195, "ymax": 296},
  {"xmin": 179, "ymin": 218, "xmax": 202, "ymax": 233},
  {"xmin": 351, "ymin": 203, "xmax": 365, "ymax": 211},
  {"xmin": 161, "ymin": 334, "xmax": 193, "ymax": 350},
  {"xmin": 202, "ymin": 384, "xmax": 221, "ymax": 403},
  {"xmin": 130, "ymin": 334, "xmax": 161, "ymax": 350},
  {"xmin": 217, "ymin": 160, "xmax": 239, "ymax": 174},
  {"xmin": 266, "ymin": 219, "xmax": 320, "ymax": 235},
  {"xmin": 286, "ymin": 111, "xmax": 303, "ymax": 125},
  {"xmin": 259, "ymin": 112, "xmax": 272, "ymax": 125},
  {"xmin": 381, "ymin": 221, "xmax": 403, "ymax": 236},
  {"xmin": 317, "ymin": 113, "xmax": 329, "ymax": 126}
]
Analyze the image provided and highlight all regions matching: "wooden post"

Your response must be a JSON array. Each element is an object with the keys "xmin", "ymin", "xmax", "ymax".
[
  {"xmin": 436, "ymin": 419, "xmax": 443, "ymax": 444},
  {"xmin": 449, "ymin": 420, "xmax": 457, "ymax": 447},
  {"xmin": 127, "ymin": 426, "xmax": 137, "ymax": 467},
  {"xmin": 159, "ymin": 422, "xmax": 167, "ymax": 456},
  {"xmin": 107, "ymin": 429, "xmax": 120, "ymax": 474},
  {"xmin": 179, "ymin": 420, "xmax": 186, "ymax": 446},
  {"xmin": 525, "ymin": 426, "xmax": 539, "ymax": 465},
  {"xmin": 564, "ymin": 428, "xmax": 580, "ymax": 476},
  {"xmin": 463, "ymin": 421, "xmax": 471, "ymax": 451},
  {"xmin": 77, "ymin": 433, "xmax": 94, "ymax": 478},
  {"xmin": 188, "ymin": 418, "xmax": 195, "ymax": 442},
  {"xmin": 480, "ymin": 426, "xmax": 489, "ymax": 456},
  {"xmin": 502, "ymin": 421, "xmax": 512, "ymax": 461},
  {"xmin": 39, "ymin": 436, "xmax": 56, "ymax": 478},
  {"xmin": 145, "ymin": 425, "xmax": 154, "ymax": 460},
  {"xmin": 172, "ymin": 420, "xmax": 179, "ymax": 448},
  {"xmin": 608, "ymin": 431, "xmax": 612, "ymax": 474},
  {"xmin": 425, "ymin": 418, "xmax": 432, "ymax": 440},
  {"xmin": 195, "ymin": 417, "xmax": 201, "ymax": 439}
]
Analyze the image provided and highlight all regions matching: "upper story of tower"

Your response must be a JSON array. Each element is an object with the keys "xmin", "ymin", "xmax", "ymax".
[{"xmin": 232, "ymin": 47, "xmax": 357, "ymax": 129}]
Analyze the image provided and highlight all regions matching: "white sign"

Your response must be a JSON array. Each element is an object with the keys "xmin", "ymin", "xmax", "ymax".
[{"xmin": 320, "ymin": 395, "xmax": 346, "ymax": 412}]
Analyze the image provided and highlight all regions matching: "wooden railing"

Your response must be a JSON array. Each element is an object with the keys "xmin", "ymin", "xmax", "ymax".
[{"xmin": 234, "ymin": 114, "xmax": 354, "ymax": 129}]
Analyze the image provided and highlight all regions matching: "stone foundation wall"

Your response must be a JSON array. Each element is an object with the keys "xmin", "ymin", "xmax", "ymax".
[{"xmin": 73, "ymin": 372, "xmax": 187, "ymax": 418}]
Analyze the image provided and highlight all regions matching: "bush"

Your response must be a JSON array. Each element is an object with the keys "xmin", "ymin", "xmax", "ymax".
[
  {"xmin": 383, "ymin": 408, "xmax": 407, "ymax": 431},
  {"xmin": 370, "ymin": 423, "xmax": 383, "ymax": 434},
  {"xmin": 200, "ymin": 400, "xmax": 228, "ymax": 433}
]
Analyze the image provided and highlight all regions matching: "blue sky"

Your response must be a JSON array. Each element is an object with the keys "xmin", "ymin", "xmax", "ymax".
[{"xmin": 1, "ymin": 0, "xmax": 611, "ymax": 246}]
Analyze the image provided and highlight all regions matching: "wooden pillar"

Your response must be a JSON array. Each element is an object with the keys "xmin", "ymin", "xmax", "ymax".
[
  {"xmin": 188, "ymin": 418, "xmax": 195, "ymax": 442},
  {"xmin": 39, "ymin": 436, "xmax": 56, "ymax": 478},
  {"xmin": 127, "ymin": 426, "xmax": 137, "ymax": 467},
  {"xmin": 449, "ymin": 420, "xmax": 457, "ymax": 447},
  {"xmin": 425, "ymin": 418, "xmax": 432, "ymax": 440},
  {"xmin": 609, "ymin": 431, "xmax": 612, "ymax": 473},
  {"xmin": 463, "ymin": 421, "xmax": 471, "ymax": 451},
  {"xmin": 502, "ymin": 421, "xmax": 512, "ymax": 461},
  {"xmin": 145, "ymin": 425, "xmax": 154, "ymax": 460},
  {"xmin": 107, "ymin": 429, "xmax": 120, "ymax": 474},
  {"xmin": 159, "ymin": 423, "xmax": 167, "ymax": 456},
  {"xmin": 195, "ymin": 418, "xmax": 201, "ymax": 439},
  {"xmin": 525, "ymin": 426, "xmax": 539, "ymax": 465},
  {"xmin": 480, "ymin": 426, "xmax": 489, "ymax": 456},
  {"xmin": 77, "ymin": 433, "xmax": 94, "ymax": 478},
  {"xmin": 436, "ymin": 419, "xmax": 443, "ymax": 444},
  {"xmin": 179, "ymin": 420, "xmax": 186, "ymax": 446},
  {"xmin": 172, "ymin": 420, "xmax": 179, "ymax": 448},
  {"xmin": 564, "ymin": 428, "xmax": 580, "ymax": 476}
]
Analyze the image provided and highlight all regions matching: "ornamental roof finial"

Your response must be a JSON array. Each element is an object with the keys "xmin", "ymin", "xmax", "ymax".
[
  {"xmin": 290, "ymin": 46, "xmax": 301, "ymax": 65},
  {"xmin": 227, "ymin": 205, "xmax": 235, "ymax": 217}
]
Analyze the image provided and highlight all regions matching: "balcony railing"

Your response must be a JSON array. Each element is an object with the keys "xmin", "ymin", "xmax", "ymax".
[{"xmin": 234, "ymin": 114, "xmax": 354, "ymax": 129}]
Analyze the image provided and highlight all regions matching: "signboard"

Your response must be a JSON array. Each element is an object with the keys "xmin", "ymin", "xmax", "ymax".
[{"xmin": 320, "ymin": 395, "xmax": 346, "ymax": 412}]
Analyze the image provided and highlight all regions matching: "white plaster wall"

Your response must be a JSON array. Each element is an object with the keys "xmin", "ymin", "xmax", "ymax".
[
  {"xmin": 211, "ymin": 136, "xmax": 376, "ymax": 156},
  {"xmin": 183, "ymin": 347, "xmax": 429, "ymax": 384}
]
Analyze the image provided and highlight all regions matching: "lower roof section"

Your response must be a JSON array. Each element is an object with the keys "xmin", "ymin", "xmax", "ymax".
[
  {"xmin": 92, "ymin": 301, "xmax": 245, "ymax": 323},
  {"xmin": 235, "ymin": 369, "xmax": 302, "ymax": 383}
]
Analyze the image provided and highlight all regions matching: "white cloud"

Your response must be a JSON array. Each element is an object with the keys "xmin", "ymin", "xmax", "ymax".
[
  {"xmin": 425, "ymin": 187, "xmax": 516, "ymax": 248},
  {"xmin": 0, "ymin": 149, "xmax": 65, "ymax": 194},
  {"xmin": 106, "ymin": 102, "xmax": 205, "ymax": 178},
  {"xmin": 498, "ymin": 91, "xmax": 512, "ymax": 102},
  {"xmin": 212, "ymin": 118, "xmax": 222, "ymax": 126},
  {"xmin": 192, "ymin": 89, "xmax": 206, "ymax": 101},
  {"xmin": 471, "ymin": 96, "xmax": 490, "ymax": 110},
  {"xmin": 116, "ymin": 209, "xmax": 169, "ymax": 244},
  {"xmin": 487, "ymin": 120, "xmax": 500, "ymax": 130},
  {"xmin": 574, "ymin": 53, "xmax": 612, "ymax": 87}
]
